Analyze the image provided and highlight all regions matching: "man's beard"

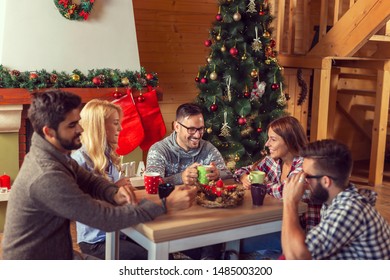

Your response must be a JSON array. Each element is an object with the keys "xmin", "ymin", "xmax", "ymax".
[
  {"xmin": 57, "ymin": 133, "xmax": 82, "ymax": 151},
  {"xmin": 310, "ymin": 181, "xmax": 329, "ymax": 204}
]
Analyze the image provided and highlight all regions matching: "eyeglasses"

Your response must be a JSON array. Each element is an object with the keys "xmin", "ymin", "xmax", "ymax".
[
  {"xmin": 305, "ymin": 174, "xmax": 337, "ymax": 180},
  {"xmin": 177, "ymin": 122, "xmax": 205, "ymax": 134}
]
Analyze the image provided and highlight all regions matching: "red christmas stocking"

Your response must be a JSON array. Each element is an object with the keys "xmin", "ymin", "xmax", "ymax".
[
  {"xmin": 135, "ymin": 89, "xmax": 166, "ymax": 151},
  {"xmin": 113, "ymin": 90, "xmax": 144, "ymax": 155}
]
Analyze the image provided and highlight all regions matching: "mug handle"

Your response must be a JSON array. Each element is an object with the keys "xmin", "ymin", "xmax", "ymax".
[
  {"xmin": 158, "ymin": 177, "xmax": 164, "ymax": 184},
  {"xmin": 248, "ymin": 174, "xmax": 253, "ymax": 183}
]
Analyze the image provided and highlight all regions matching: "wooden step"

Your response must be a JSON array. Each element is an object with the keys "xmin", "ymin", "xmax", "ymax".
[
  {"xmin": 338, "ymin": 89, "xmax": 375, "ymax": 97},
  {"xmin": 369, "ymin": 35, "xmax": 390, "ymax": 42}
]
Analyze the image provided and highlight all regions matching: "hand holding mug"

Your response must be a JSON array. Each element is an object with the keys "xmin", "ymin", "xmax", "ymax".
[{"xmin": 182, "ymin": 163, "xmax": 200, "ymax": 185}]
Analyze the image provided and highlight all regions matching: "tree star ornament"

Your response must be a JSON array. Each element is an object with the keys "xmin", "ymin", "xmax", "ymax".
[
  {"xmin": 219, "ymin": 111, "xmax": 231, "ymax": 137},
  {"xmin": 252, "ymin": 26, "xmax": 262, "ymax": 52},
  {"xmin": 247, "ymin": 0, "xmax": 257, "ymax": 13},
  {"xmin": 54, "ymin": 0, "xmax": 95, "ymax": 21}
]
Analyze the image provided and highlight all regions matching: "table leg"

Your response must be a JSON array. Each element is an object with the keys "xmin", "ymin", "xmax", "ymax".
[
  {"xmin": 148, "ymin": 241, "xmax": 169, "ymax": 260},
  {"xmin": 105, "ymin": 231, "xmax": 120, "ymax": 260}
]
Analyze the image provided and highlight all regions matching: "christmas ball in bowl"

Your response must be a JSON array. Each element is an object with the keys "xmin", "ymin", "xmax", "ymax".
[{"xmin": 196, "ymin": 179, "xmax": 245, "ymax": 208}]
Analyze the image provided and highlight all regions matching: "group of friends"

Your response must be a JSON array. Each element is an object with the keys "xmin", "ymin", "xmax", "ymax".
[{"xmin": 1, "ymin": 89, "xmax": 390, "ymax": 260}]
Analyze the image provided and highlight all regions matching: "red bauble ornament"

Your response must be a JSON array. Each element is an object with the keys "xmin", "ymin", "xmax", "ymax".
[
  {"xmin": 92, "ymin": 76, "xmax": 102, "ymax": 86},
  {"xmin": 29, "ymin": 73, "xmax": 38, "ymax": 80},
  {"xmin": 271, "ymin": 83, "xmax": 280, "ymax": 90},
  {"xmin": 146, "ymin": 73, "xmax": 153, "ymax": 80},
  {"xmin": 257, "ymin": 127, "xmax": 263, "ymax": 133},
  {"xmin": 229, "ymin": 47, "xmax": 238, "ymax": 57},
  {"xmin": 200, "ymin": 77, "xmax": 208, "ymax": 84},
  {"xmin": 238, "ymin": 117, "xmax": 247, "ymax": 126},
  {"xmin": 270, "ymin": 39, "xmax": 276, "ymax": 48},
  {"xmin": 204, "ymin": 40, "xmax": 212, "ymax": 47},
  {"xmin": 113, "ymin": 91, "xmax": 123, "ymax": 99},
  {"xmin": 216, "ymin": 14, "xmax": 222, "ymax": 21},
  {"xmin": 243, "ymin": 91, "xmax": 251, "ymax": 98},
  {"xmin": 195, "ymin": 77, "xmax": 200, "ymax": 83},
  {"xmin": 137, "ymin": 94, "xmax": 145, "ymax": 102},
  {"xmin": 210, "ymin": 104, "xmax": 218, "ymax": 112},
  {"xmin": 259, "ymin": 10, "xmax": 266, "ymax": 16}
]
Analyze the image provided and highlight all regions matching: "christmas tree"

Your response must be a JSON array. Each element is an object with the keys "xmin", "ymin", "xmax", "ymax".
[{"xmin": 194, "ymin": 0, "xmax": 287, "ymax": 170}]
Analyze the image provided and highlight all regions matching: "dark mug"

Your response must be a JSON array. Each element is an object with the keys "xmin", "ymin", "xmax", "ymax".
[
  {"xmin": 250, "ymin": 183, "xmax": 267, "ymax": 206},
  {"xmin": 158, "ymin": 183, "xmax": 175, "ymax": 199}
]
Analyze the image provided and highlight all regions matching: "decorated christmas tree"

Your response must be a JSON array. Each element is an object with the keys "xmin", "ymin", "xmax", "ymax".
[{"xmin": 195, "ymin": 0, "xmax": 287, "ymax": 170}]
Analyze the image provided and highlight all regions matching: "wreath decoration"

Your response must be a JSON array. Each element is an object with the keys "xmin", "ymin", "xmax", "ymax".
[{"xmin": 54, "ymin": 0, "xmax": 95, "ymax": 21}]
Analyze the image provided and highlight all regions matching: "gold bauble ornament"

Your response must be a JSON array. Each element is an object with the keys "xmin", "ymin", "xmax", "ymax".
[
  {"xmin": 221, "ymin": 45, "xmax": 226, "ymax": 52},
  {"xmin": 71, "ymin": 74, "xmax": 80, "ymax": 81},
  {"xmin": 207, "ymin": 127, "xmax": 213, "ymax": 134},
  {"xmin": 207, "ymin": 57, "xmax": 212, "ymax": 63},
  {"xmin": 210, "ymin": 71, "xmax": 218, "ymax": 80},
  {"xmin": 121, "ymin": 77, "xmax": 130, "ymax": 86},
  {"xmin": 265, "ymin": 59, "xmax": 271, "ymax": 64},
  {"xmin": 233, "ymin": 12, "xmax": 241, "ymax": 21},
  {"xmin": 263, "ymin": 31, "xmax": 271, "ymax": 38},
  {"xmin": 216, "ymin": 35, "xmax": 221, "ymax": 41},
  {"xmin": 241, "ymin": 54, "xmax": 247, "ymax": 60},
  {"xmin": 234, "ymin": 154, "xmax": 240, "ymax": 162},
  {"xmin": 226, "ymin": 160, "xmax": 236, "ymax": 170},
  {"xmin": 250, "ymin": 69, "xmax": 258, "ymax": 78}
]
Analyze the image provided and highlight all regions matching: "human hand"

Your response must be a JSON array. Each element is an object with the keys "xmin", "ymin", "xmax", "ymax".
[
  {"xmin": 182, "ymin": 162, "xmax": 201, "ymax": 185},
  {"xmin": 240, "ymin": 174, "xmax": 252, "ymax": 189},
  {"xmin": 114, "ymin": 184, "xmax": 138, "ymax": 205},
  {"xmin": 283, "ymin": 172, "xmax": 307, "ymax": 205},
  {"xmin": 206, "ymin": 162, "xmax": 220, "ymax": 181},
  {"xmin": 115, "ymin": 177, "xmax": 132, "ymax": 187},
  {"xmin": 166, "ymin": 184, "xmax": 197, "ymax": 211}
]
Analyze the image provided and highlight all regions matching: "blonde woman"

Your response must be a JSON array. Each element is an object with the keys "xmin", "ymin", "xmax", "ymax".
[{"xmin": 71, "ymin": 99, "xmax": 147, "ymax": 260}]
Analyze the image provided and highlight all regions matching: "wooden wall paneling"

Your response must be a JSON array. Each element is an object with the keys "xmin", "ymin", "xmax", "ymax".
[
  {"xmin": 133, "ymin": 0, "xmax": 217, "ymax": 138},
  {"xmin": 287, "ymin": 0, "xmax": 296, "ymax": 54},
  {"xmin": 283, "ymin": 68, "xmax": 310, "ymax": 133},
  {"xmin": 328, "ymin": 68, "xmax": 340, "ymax": 138},
  {"xmin": 310, "ymin": 67, "xmax": 331, "ymax": 141},
  {"xmin": 369, "ymin": 64, "xmax": 390, "ymax": 186}
]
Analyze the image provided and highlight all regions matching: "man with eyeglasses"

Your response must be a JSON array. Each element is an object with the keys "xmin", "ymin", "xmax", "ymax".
[
  {"xmin": 146, "ymin": 103, "xmax": 232, "ymax": 259},
  {"xmin": 146, "ymin": 103, "xmax": 232, "ymax": 186},
  {"xmin": 281, "ymin": 139, "xmax": 390, "ymax": 259}
]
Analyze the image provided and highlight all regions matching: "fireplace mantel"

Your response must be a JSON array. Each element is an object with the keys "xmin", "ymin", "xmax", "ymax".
[
  {"xmin": 0, "ymin": 88, "xmax": 121, "ymax": 105},
  {"xmin": 0, "ymin": 87, "xmax": 162, "ymax": 132}
]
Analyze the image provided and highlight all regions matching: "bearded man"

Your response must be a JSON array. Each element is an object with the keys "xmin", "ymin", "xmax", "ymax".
[{"xmin": 282, "ymin": 139, "xmax": 390, "ymax": 259}]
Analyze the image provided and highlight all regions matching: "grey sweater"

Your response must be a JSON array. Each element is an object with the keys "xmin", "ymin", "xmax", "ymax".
[
  {"xmin": 2, "ymin": 133, "xmax": 164, "ymax": 260},
  {"xmin": 146, "ymin": 132, "xmax": 232, "ymax": 185}
]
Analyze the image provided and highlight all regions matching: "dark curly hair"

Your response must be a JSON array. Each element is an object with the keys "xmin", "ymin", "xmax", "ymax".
[
  {"xmin": 28, "ymin": 90, "xmax": 82, "ymax": 137},
  {"xmin": 302, "ymin": 139, "xmax": 352, "ymax": 188}
]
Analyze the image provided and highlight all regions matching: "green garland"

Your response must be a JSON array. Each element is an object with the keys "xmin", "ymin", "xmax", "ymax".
[
  {"xmin": 0, "ymin": 65, "xmax": 158, "ymax": 91},
  {"xmin": 54, "ymin": 0, "xmax": 95, "ymax": 21}
]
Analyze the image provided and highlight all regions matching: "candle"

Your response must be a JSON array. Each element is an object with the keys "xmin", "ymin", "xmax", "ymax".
[{"xmin": 0, "ymin": 174, "xmax": 11, "ymax": 190}]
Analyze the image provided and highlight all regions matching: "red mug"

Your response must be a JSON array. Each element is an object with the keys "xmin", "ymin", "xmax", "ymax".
[{"xmin": 143, "ymin": 172, "xmax": 163, "ymax": 194}]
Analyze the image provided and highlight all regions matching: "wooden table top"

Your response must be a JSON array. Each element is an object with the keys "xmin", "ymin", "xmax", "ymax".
[{"xmin": 133, "ymin": 187, "xmax": 307, "ymax": 243}]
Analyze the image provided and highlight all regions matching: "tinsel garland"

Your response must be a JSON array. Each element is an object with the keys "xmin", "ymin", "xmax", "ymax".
[
  {"xmin": 0, "ymin": 65, "xmax": 158, "ymax": 91},
  {"xmin": 297, "ymin": 68, "xmax": 308, "ymax": 105}
]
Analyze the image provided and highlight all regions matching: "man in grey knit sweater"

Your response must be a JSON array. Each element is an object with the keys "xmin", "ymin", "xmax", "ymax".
[
  {"xmin": 146, "ymin": 103, "xmax": 232, "ymax": 259},
  {"xmin": 2, "ymin": 90, "xmax": 196, "ymax": 260},
  {"xmin": 146, "ymin": 103, "xmax": 232, "ymax": 185}
]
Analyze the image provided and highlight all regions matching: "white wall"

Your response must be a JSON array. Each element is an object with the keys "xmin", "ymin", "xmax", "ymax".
[{"xmin": 0, "ymin": 0, "xmax": 140, "ymax": 72}]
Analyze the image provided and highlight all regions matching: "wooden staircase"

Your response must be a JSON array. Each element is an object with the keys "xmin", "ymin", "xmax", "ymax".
[{"xmin": 270, "ymin": 0, "xmax": 390, "ymax": 185}]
